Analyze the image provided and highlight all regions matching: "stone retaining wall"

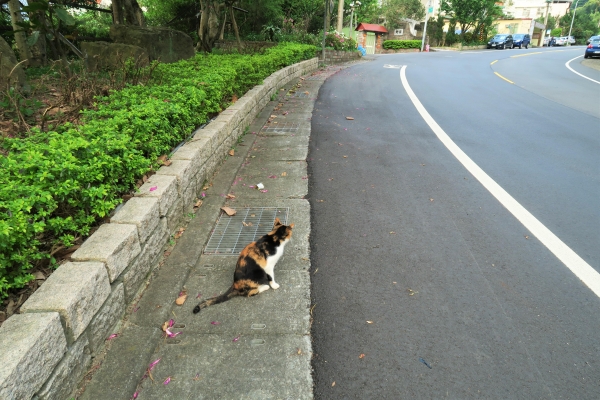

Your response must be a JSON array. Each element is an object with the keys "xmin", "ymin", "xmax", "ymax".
[
  {"xmin": 320, "ymin": 49, "xmax": 361, "ymax": 64},
  {"xmin": 0, "ymin": 57, "xmax": 319, "ymax": 400}
]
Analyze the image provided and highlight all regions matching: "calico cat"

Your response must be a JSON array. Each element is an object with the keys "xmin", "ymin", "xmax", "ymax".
[{"xmin": 193, "ymin": 217, "xmax": 294, "ymax": 313}]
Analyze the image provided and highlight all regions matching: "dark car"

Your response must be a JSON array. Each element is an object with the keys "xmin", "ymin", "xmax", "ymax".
[
  {"xmin": 512, "ymin": 33, "xmax": 531, "ymax": 49},
  {"xmin": 584, "ymin": 39, "xmax": 600, "ymax": 58},
  {"xmin": 487, "ymin": 34, "xmax": 514, "ymax": 49}
]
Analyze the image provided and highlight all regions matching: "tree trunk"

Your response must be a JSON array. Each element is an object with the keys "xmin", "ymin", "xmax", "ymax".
[
  {"xmin": 8, "ymin": 0, "xmax": 32, "ymax": 66},
  {"xmin": 229, "ymin": 4, "xmax": 242, "ymax": 50},
  {"xmin": 123, "ymin": 0, "xmax": 145, "ymax": 26},
  {"xmin": 27, "ymin": 0, "xmax": 49, "ymax": 66},
  {"xmin": 112, "ymin": 0, "xmax": 125, "ymax": 25},
  {"xmin": 337, "ymin": 0, "xmax": 344, "ymax": 32},
  {"xmin": 197, "ymin": 1, "xmax": 225, "ymax": 53}
]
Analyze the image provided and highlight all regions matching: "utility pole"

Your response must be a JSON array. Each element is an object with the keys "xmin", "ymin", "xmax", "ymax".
[
  {"xmin": 567, "ymin": 0, "xmax": 579, "ymax": 46},
  {"xmin": 322, "ymin": 0, "xmax": 329, "ymax": 63},
  {"xmin": 541, "ymin": 0, "xmax": 552, "ymax": 47},
  {"xmin": 349, "ymin": 2, "xmax": 360, "ymax": 41},
  {"xmin": 337, "ymin": 0, "xmax": 344, "ymax": 32},
  {"xmin": 421, "ymin": 0, "xmax": 433, "ymax": 52}
]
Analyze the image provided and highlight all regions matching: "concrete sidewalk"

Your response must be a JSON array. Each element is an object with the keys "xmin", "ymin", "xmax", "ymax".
[{"xmin": 76, "ymin": 63, "xmax": 356, "ymax": 400}]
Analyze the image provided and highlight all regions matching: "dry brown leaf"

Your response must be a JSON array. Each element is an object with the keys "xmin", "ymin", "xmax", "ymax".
[
  {"xmin": 359, "ymin": 353, "xmax": 365, "ymax": 359},
  {"xmin": 175, "ymin": 291, "xmax": 188, "ymax": 305},
  {"xmin": 304, "ymin": 91, "xmax": 309, "ymax": 95},
  {"xmin": 332, "ymin": 382, "xmax": 336, "ymax": 387},
  {"xmin": 281, "ymin": 172, "xmax": 287, "ymax": 177},
  {"xmin": 366, "ymin": 321, "xmax": 374, "ymax": 324},
  {"xmin": 161, "ymin": 320, "xmax": 169, "ymax": 332},
  {"xmin": 221, "ymin": 206, "xmax": 237, "ymax": 216},
  {"xmin": 270, "ymin": 115, "xmax": 277, "ymax": 118},
  {"xmin": 232, "ymin": 94, "xmax": 238, "ymax": 103},
  {"xmin": 228, "ymin": 149, "xmax": 235, "ymax": 156},
  {"xmin": 194, "ymin": 199, "xmax": 203, "ymax": 208},
  {"xmin": 33, "ymin": 271, "xmax": 46, "ymax": 281},
  {"xmin": 226, "ymin": 194, "xmax": 236, "ymax": 199},
  {"xmin": 343, "ymin": 155, "xmax": 348, "ymax": 158},
  {"xmin": 345, "ymin": 116, "xmax": 354, "ymax": 120},
  {"xmin": 174, "ymin": 228, "xmax": 185, "ymax": 239}
]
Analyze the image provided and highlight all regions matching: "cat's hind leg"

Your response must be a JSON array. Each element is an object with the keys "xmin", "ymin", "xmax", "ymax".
[{"xmin": 258, "ymin": 284, "xmax": 271, "ymax": 293}]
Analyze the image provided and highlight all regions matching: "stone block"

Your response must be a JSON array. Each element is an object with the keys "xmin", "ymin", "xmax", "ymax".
[
  {"xmin": 87, "ymin": 283, "xmax": 126, "ymax": 354},
  {"xmin": 122, "ymin": 218, "xmax": 169, "ymax": 303},
  {"xmin": 110, "ymin": 25, "xmax": 194, "ymax": 63},
  {"xmin": 110, "ymin": 196, "xmax": 160, "ymax": 244},
  {"xmin": 170, "ymin": 142, "xmax": 204, "ymax": 175},
  {"xmin": 21, "ymin": 262, "xmax": 110, "ymax": 343},
  {"xmin": 34, "ymin": 334, "xmax": 90, "ymax": 400},
  {"xmin": 0, "ymin": 313, "xmax": 66, "ymax": 400},
  {"xmin": 81, "ymin": 41, "xmax": 148, "ymax": 72},
  {"xmin": 185, "ymin": 136, "xmax": 212, "ymax": 168},
  {"xmin": 71, "ymin": 224, "xmax": 141, "ymax": 282},
  {"xmin": 155, "ymin": 159, "xmax": 194, "ymax": 194},
  {"xmin": 166, "ymin": 196, "xmax": 184, "ymax": 233},
  {"xmin": 135, "ymin": 174, "xmax": 179, "ymax": 217}
]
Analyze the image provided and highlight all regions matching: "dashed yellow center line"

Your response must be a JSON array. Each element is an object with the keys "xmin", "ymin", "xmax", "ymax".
[
  {"xmin": 511, "ymin": 52, "xmax": 544, "ymax": 58},
  {"xmin": 491, "ymin": 60, "xmax": 498, "ymax": 65},
  {"xmin": 494, "ymin": 72, "xmax": 514, "ymax": 84}
]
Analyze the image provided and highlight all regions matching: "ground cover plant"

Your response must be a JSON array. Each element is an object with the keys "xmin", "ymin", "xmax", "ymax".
[{"xmin": 0, "ymin": 42, "xmax": 317, "ymax": 311}]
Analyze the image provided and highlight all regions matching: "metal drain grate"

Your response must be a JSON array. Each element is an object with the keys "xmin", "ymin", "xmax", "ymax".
[
  {"xmin": 261, "ymin": 122, "xmax": 301, "ymax": 134},
  {"xmin": 204, "ymin": 207, "xmax": 289, "ymax": 255}
]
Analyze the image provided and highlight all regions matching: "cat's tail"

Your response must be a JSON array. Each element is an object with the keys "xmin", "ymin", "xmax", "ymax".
[{"xmin": 192, "ymin": 287, "xmax": 237, "ymax": 314}]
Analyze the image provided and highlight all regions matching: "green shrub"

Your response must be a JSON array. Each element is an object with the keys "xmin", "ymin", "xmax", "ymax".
[
  {"xmin": 0, "ymin": 43, "xmax": 317, "ymax": 299},
  {"xmin": 382, "ymin": 40, "xmax": 422, "ymax": 50}
]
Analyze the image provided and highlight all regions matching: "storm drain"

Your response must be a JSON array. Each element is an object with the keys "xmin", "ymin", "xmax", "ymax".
[
  {"xmin": 261, "ymin": 122, "xmax": 301, "ymax": 134},
  {"xmin": 204, "ymin": 207, "xmax": 289, "ymax": 255}
]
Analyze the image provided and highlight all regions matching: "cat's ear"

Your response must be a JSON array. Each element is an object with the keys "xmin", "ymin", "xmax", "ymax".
[
  {"xmin": 273, "ymin": 217, "xmax": 282, "ymax": 227},
  {"xmin": 289, "ymin": 223, "xmax": 295, "ymax": 229}
]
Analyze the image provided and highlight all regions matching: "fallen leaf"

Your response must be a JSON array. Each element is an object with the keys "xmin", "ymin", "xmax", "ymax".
[
  {"xmin": 429, "ymin": 198, "xmax": 434, "ymax": 202},
  {"xmin": 297, "ymin": 348, "xmax": 303, "ymax": 355},
  {"xmin": 270, "ymin": 115, "xmax": 277, "ymax": 118},
  {"xmin": 174, "ymin": 227, "xmax": 185, "ymax": 239},
  {"xmin": 408, "ymin": 289, "xmax": 418, "ymax": 296},
  {"xmin": 390, "ymin": 231, "xmax": 396, "ymax": 234},
  {"xmin": 343, "ymin": 155, "xmax": 348, "ymax": 158},
  {"xmin": 332, "ymin": 382, "xmax": 336, "ymax": 387},
  {"xmin": 228, "ymin": 149, "xmax": 235, "ymax": 156},
  {"xmin": 366, "ymin": 321, "xmax": 374, "ymax": 324},
  {"xmin": 359, "ymin": 353, "xmax": 365, "ymax": 359},
  {"xmin": 33, "ymin": 271, "xmax": 45, "ymax": 280},
  {"xmin": 221, "ymin": 206, "xmax": 237, "ymax": 216},
  {"xmin": 525, "ymin": 235, "xmax": 529, "ymax": 239},
  {"xmin": 281, "ymin": 172, "xmax": 287, "ymax": 177},
  {"xmin": 175, "ymin": 291, "xmax": 188, "ymax": 305},
  {"xmin": 194, "ymin": 199, "xmax": 203, "ymax": 208},
  {"xmin": 226, "ymin": 193, "xmax": 236, "ymax": 199},
  {"xmin": 345, "ymin": 116, "xmax": 354, "ymax": 120},
  {"xmin": 232, "ymin": 94, "xmax": 238, "ymax": 103}
]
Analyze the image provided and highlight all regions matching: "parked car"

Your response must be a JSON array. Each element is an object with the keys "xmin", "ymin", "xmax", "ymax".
[
  {"xmin": 487, "ymin": 34, "xmax": 514, "ymax": 49},
  {"xmin": 587, "ymin": 35, "xmax": 600, "ymax": 45},
  {"xmin": 549, "ymin": 37, "xmax": 567, "ymax": 46},
  {"xmin": 543, "ymin": 37, "xmax": 550, "ymax": 46},
  {"xmin": 584, "ymin": 39, "xmax": 600, "ymax": 58},
  {"xmin": 512, "ymin": 33, "xmax": 531, "ymax": 49},
  {"xmin": 566, "ymin": 36, "xmax": 576, "ymax": 44}
]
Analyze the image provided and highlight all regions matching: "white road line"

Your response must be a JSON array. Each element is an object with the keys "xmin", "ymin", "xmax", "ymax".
[
  {"xmin": 565, "ymin": 55, "xmax": 600, "ymax": 84},
  {"xmin": 399, "ymin": 65, "xmax": 600, "ymax": 298}
]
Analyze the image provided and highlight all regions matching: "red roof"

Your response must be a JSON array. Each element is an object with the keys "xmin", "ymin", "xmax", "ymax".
[{"xmin": 355, "ymin": 23, "xmax": 388, "ymax": 33}]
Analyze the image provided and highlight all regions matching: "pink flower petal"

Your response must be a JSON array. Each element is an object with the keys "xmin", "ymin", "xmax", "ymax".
[
  {"xmin": 168, "ymin": 319, "xmax": 175, "ymax": 328},
  {"xmin": 148, "ymin": 358, "xmax": 161, "ymax": 371},
  {"xmin": 233, "ymin": 335, "xmax": 240, "ymax": 342},
  {"xmin": 211, "ymin": 321, "xmax": 220, "ymax": 325},
  {"xmin": 132, "ymin": 392, "xmax": 139, "ymax": 399},
  {"xmin": 196, "ymin": 293, "xmax": 202, "ymax": 299},
  {"xmin": 106, "ymin": 334, "xmax": 118, "ymax": 340},
  {"xmin": 149, "ymin": 186, "xmax": 157, "ymax": 192},
  {"xmin": 163, "ymin": 376, "xmax": 171, "ymax": 385},
  {"xmin": 260, "ymin": 189, "xmax": 268, "ymax": 193}
]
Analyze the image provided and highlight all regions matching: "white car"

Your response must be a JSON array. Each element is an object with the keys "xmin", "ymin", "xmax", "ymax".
[{"xmin": 566, "ymin": 36, "xmax": 576, "ymax": 44}]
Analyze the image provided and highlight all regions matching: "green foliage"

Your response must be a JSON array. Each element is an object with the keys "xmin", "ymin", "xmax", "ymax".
[
  {"xmin": 324, "ymin": 31, "xmax": 357, "ymax": 51},
  {"xmin": 380, "ymin": 0, "xmax": 425, "ymax": 28},
  {"xmin": 0, "ymin": 43, "xmax": 317, "ymax": 299},
  {"xmin": 71, "ymin": 10, "xmax": 112, "ymax": 39},
  {"xmin": 382, "ymin": 40, "xmax": 422, "ymax": 49},
  {"xmin": 550, "ymin": 27, "xmax": 563, "ymax": 37},
  {"xmin": 441, "ymin": 0, "xmax": 503, "ymax": 40}
]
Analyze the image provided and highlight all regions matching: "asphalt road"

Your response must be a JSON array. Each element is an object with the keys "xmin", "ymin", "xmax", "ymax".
[{"xmin": 308, "ymin": 48, "xmax": 600, "ymax": 399}]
